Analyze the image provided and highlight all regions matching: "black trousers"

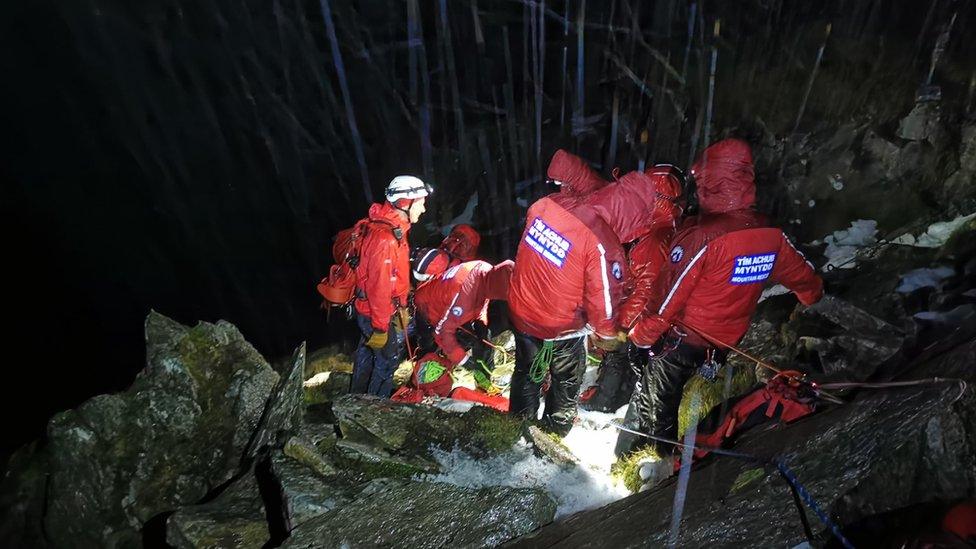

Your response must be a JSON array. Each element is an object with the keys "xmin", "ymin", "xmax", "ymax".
[
  {"xmin": 510, "ymin": 330, "xmax": 586, "ymax": 437},
  {"xmin": 581, "ymin": 342, "xmax": 643, "ymax": 413},
  {"xmin": 614, "ymin": 340, "xmax": 726, "ymax": 457}
]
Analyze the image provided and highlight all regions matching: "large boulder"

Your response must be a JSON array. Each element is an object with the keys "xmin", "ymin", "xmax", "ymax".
[
  {"xmin": 283, "ymin": 478, "xmax": 556, "ymax": 548},
  {"xmin": 166, "ymin": 471, "xmax": 269, "ymax": 549},
  {"xmin": 42, "ymin": 312, "xmax": 279, "ymax": 548},
  {"xmin": 331, "ymin": 394, "xmax": 522, "ymax": 477},
  {"xmin": 508, "ymin": 341, "xmax": 976, "ymax": 547}
]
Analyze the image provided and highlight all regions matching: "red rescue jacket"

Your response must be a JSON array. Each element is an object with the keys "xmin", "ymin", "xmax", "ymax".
[
  {"xmin": 414, "ymin": 260, "xmax": 513, "ymax": 365},
  {"xmin": 618, "ymin": 226, "xmax": 674, "ymax": 329},
  {"xmin": 510, "ymin": 169, "xmax": 671, "ymax": 341},
  {"xmin": 353, "ymin": 202, "xmax": 412, "ymax": 331},
  {"xmin": 630, "ymin": 139, "xmax": 823, "ymax": 348},
  {"xmin": 547, "ymin": 149, "xmax": 608, "ymax": 196}
]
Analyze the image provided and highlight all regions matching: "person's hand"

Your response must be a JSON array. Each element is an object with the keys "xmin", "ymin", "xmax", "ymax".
[{"xmin": 366, "ymin": 330, "xmax": 388, "ymax": 349}]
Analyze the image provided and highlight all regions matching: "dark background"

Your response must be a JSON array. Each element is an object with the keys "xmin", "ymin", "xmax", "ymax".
[{"xmin": 2, "ymin": 0, "xmax": 974, "ymax": 456}]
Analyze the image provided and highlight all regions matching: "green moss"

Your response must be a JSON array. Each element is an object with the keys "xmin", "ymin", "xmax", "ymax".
[
  {"xmin": 332, "ymin": 452, "xmax": 430, "ymax": 480},
  {"xmin": 470, "ymin": 410, "xmax": 523, "ymax": 454},
  {"xmin": 729, "ymin": 467, "xmax": 766, "ymax": 495},
  {"xmin": 611, "ymin": 447, "xmax": 665, "ymax": 493},
  {"xmin": 678, "ymin": 366, "xmax": 757, "ymax": 438},
  {"xmin": 283, "ymin": 438, "xmax": 337, "ymax": 478},
  {"xmin": 937, "ymin": 217, "xmax": 976, "ymax": 260}
]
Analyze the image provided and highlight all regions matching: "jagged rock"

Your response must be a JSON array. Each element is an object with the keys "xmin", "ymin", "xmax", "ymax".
[
  {"xmin": 283, "ymin": 478, "xmax": 556, "ymax": 548},
  {"xmin": 166, "ymin": 471, "xmax": 269, "ymax": 549},
  {"xmin": 510, "ymin": 341, "xmax": 976, "ymax": 548},
  {"xmin": 283, "ymin": 435, "xmax": 338, "ymax": 478},
  {"xmin": 525, "ymin": 425, "xmax": 579, "ymax": 466},
  {"xmin": 333, "ymin": 438, "xmax": 441, "ymax": 479},
  {"xmin": 247, "ymin": 343, "xmax": 306, "ymax": 457},
  {"xmin": 896, "ymin": 100, "xmax": 946, "ymax": 146},
  {"xmin": 332, "ymin": 394, "xmax": 522, "ymax": 467},
  {"xmin": 42, "ymin": 312, "xmax": 279, "ymax": 548},
  {"xmin": 943, "ymin": 124, "xmax": 976, "ymax": 213},
  {"xmin": 269, "ymin": 452, "xmax": 359, "ymax": 531},
  {"xmin": 788, "ymin": 295, "xmax": 905, "ymax": 380}
]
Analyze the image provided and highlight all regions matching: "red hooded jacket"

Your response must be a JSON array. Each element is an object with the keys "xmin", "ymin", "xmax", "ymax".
[
  {"xmin": 509, "ymin": 170, "xmax": 668, "ymax": 340},
  {"xmin": 616, "ymin": 167, "xmax": 684, "ymax": 328},
  {"xmin": 630, "ymin": 139, "xmax": 823, "ymax": 348},
  {"xmin": 439, "ymin": 224, "xmax": 481, "ymax": 264},
  {"xmin": 353, "ymin": 202, "xmax": 412, "ymax": 331},
  {"xmin": 547, "ymin": 149, "xmax": 608, "ymax": 196},
  {"xmin": 414, "ymin": 260, "xmax": 513, "ymax": 365}
]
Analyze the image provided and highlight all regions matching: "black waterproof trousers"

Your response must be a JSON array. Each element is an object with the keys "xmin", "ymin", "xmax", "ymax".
[
  {"xmin": 581, "ymin": 343, "xmax": 643, "ymax": 413},
  {"xmin": 510, "ymin": 330, "xmax": 586, "ymax": 436},
  {"xmin": 614, "ymin": 340, "xmax": 726, "ymax": 457}
]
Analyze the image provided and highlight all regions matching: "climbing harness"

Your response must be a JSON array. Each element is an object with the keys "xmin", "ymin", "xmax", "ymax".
[
  {"xmin": 610, "ymin": 420, "xmax": 856, "ymax": 548},
  {"xmin": 529, "ymin": 339, "xmax": 555, "ymax": 383}
]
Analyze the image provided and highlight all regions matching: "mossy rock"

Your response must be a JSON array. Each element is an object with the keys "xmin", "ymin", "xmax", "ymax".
[
  {"xmin": 611, "ymin": 447, "xmax": 666, "ymax": 494},
  {"xmin": 166, "ymin": 471, "xmax": 269, "ymax": 549},
  {"xmin": 305, "ymin": 346, "xmax": 353, "ymax": 378},
  {"xmin": 42, "ymin": 312, "xmax": 279, "ymax": 548},
  {"xmin": 678, "ymin": 366, "xmax": 757, "ymax": 438}
]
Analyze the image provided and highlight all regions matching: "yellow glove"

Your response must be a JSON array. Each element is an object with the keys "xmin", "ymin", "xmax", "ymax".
[{"xmin": 366, "ymin": 330, "xmax": 388, "ymax": 350}]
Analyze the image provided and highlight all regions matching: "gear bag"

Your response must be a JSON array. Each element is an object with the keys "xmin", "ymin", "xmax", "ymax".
[
  {"xmin": 317, "ymin": 217, "xmax": 401, "ymax": 307},
  {"xmin": 688, "ymin": 371, "xmax": 818, "ymax": 461}
]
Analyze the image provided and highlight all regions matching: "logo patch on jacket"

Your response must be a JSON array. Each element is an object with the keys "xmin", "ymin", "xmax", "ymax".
[
  {"xmin": 730, "ymin": 252, "xmax": 777, "ymax": 284},
  {"xmin": 525, "ymin": 217, "xmax": 572, "ymax": 268},
  {"xmin": 451, "ymin": 306, "xmax": 464, "ymax": 317},
  {"xmin": 611, "ymin": 261, "xmax": 623, "ymax": 280},
  {"xmin": 670, "ymin": 245, "xmax": 684, "ymax": 263}
]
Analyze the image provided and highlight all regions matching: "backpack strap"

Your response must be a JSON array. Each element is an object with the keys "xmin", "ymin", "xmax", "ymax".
[{"xmin": 368, "ymin": 218, "xmax": 403, "ymax": 241}]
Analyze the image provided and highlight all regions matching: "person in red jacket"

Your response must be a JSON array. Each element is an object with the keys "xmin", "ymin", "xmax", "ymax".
[
  {"xmin": 508, "ymin": 159, "xmax": 673, "ymax": 436},
  {"xmin": 411, "ymin": 248, "xmax": 514, "ymax": 392},
  {"xmin": 439, "ymin": 224, "xmax": 481, "ymax": 265},
  {"xmin": 351, "ymin": 175, "xmax": 431, "ymax": 397},
  {"xmin": 622, "ymin": 138, "xmax": 823, "ymax": 455},
  {"xmin": 581, "ymin": 165, "xmax": 685, "ymax": 413}
]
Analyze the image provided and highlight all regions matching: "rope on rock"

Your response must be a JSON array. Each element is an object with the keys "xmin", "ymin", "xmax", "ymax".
[{"xmin": 609, "ymin": 420, "xmax": 856, "ymax": 548}]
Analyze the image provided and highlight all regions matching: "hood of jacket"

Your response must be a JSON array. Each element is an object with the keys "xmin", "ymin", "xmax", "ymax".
[
  {"xmin": 691, "ymin": 138, "xmax": 756, "ymax": 214},
  {"xmin": 587, "ymin": 170, "xmax": 682, "ymax": 244},
  {"xmin": 547, "ymin": 149, "xmax": 608, "ymax": 195}
]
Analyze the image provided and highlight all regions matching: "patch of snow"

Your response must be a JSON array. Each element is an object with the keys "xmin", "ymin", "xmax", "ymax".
[
  {"xmin": 808, "ymin": 200, "xmax": 816, "ymax": 208},
  {"xmin": 913, "ymin": 304, "xmax": 976, "ymax": 326},
  {"xmin": 895, "ymin": 267, "xmax": 955, "ymax": 293},
  {"xmin": 421, "ymin": 437, "xmax": 629, "ymax": 519},
  {"xmin": 516, "ymin": 197, "xmax": 529, "ymax": 208},
  {"xmin": 912, "ymin": 213, "xmax": 976, "ymax": 248},
  {"xmin": 819, "ymin": 219, "xmax": 878, "ymax": 271},
  {"xmin": 563, "ymin": 406, "xmax": 629, "ymax": 478},
  {"xmin": 829, "ymin": 174, "xmax": 844, "ymax": 190}
]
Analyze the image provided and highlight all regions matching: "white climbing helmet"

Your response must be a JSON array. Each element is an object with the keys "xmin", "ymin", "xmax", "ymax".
[{"xmin": 385, "ymin": 175, "xmax": 432, "ymax": 202}]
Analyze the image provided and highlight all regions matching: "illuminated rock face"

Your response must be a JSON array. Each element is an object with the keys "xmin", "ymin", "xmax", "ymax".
[{"xmin": 43, "ymin": 312, "xmax": 280, "ymax": 548}]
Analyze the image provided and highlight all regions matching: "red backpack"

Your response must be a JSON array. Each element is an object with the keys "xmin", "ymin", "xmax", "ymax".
[{"xmin": 317, "ymin": 218, "xmax": 401, "ymax": 308}]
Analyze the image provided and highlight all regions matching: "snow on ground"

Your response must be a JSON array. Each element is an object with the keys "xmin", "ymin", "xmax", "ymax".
[
  {"xmin": 893, "ymin": 212, "xmax": 976, "ymax": 248},
  {"xmin": 896, "ymin": 266, "xmax": 955, "ymax": 293},
  {"xmin": 819, "ymin": 219, "xmax": 878, "ymax": 271},
  {"xmin": 420, "ymin": 365, "xmax": 631, "ymax": 519}
]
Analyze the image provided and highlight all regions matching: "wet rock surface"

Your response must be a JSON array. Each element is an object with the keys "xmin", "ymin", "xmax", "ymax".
[
  {"xmin": 282, "ymin": 478, "xmax": 556, "ymax": 549},
  {"xmin": 166, "ymin": 471, "xmax": 269, "ymax": 549},
  {"xmin": 509, "ymin": 341, "xmax": 976, "ymax": 548}
]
